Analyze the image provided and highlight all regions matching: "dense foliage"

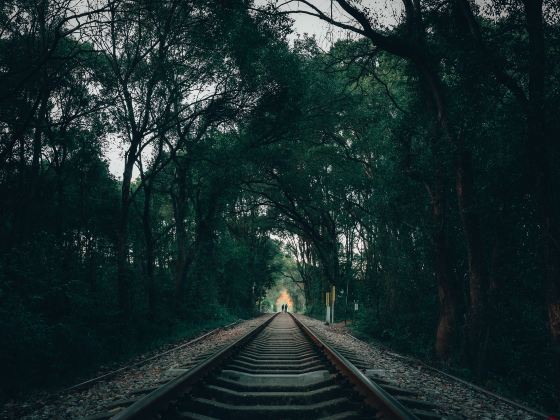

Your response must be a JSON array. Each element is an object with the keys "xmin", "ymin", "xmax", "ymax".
[{"xmin": 1, "ymin": 0, "xmax": 559, "ymax": 411}]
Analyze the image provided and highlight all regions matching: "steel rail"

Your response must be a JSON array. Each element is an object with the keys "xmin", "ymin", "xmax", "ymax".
[
  {"xmin": 112, "ymin": 313, "xmax": 278, "ymax": 420},
  {"xmin": 289, "ymin": 313, "xmax": 420, "ymax": 420}
]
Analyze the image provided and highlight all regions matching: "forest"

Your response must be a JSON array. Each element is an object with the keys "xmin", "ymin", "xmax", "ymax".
[{"xmin": 1, "ymin": 0, "xmax": 559, "ymax": 412}]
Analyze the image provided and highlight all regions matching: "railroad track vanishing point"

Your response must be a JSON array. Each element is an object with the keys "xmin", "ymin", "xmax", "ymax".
[{"xmin": 91, "ymin": 313, "xmax": 446, "ymax": 419}]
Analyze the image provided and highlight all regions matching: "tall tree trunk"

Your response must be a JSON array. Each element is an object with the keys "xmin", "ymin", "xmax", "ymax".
[
  {"xmin": 481, "ymin": 219, "xmax": 506, "ymax": 371},
  {"xmin": 316, "ymin": 220, "xmax": 339, "ymax": 290},
  {"xmin": 172, "ymin": 160, "xmax": 192, "ymax": 300},
  {"xmin": 142, "ymin": 178, "xmax": 156, "ymax": 320},
  {"xmin": 428, "ymin": 173, "xmax": 459, "ymax": 361},
  {"xmin": 116, "ymin": 146, "xmax": 137, "ymax": 316},
  {"xmin": 403, "ymin": 124, "xmax": 460, "ymax": 360},
  {"xmin": 417, "ymin": 59, "xmax": 489, "ymax": 372},
  {"xmin": 116, "ymin": 201, "xmax": 130, "ymax": 315},
  {"xmin": 193, "ymin": 215, "xmax": 215, "ymax": 302},
  {"xmin": 15, "ymin": 92, "xmax": 48, "ymax": 245},
  {"xmin": 295, "ymin": 237, "xmax": 315, "ymax": 312},
  {"xmin": 455, "ymin": 146, "xmax": 487, "ymax": 374},
  {"xmin": 86, "ymin": 237, "xmax": 97, "ymax": 293}
]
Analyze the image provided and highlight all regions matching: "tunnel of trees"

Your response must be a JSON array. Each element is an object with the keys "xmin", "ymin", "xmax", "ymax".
[{"xmin": 1, "ymin": 0, "xmax": 559, "ymax": 411}]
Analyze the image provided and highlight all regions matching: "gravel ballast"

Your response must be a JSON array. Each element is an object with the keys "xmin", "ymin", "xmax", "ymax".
[{"xmin": 295, "ymin": 313, "xmax": 544, "ymax": 420}]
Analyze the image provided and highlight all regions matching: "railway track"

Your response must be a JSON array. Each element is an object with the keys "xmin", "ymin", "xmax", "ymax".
[{"xmin": 91, "ymin": 313, "xmax": 446, "ymax": 419}]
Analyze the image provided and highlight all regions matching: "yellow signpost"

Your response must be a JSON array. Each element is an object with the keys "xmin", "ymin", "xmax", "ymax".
[
  {"xmin": 325, "ymin": 292, "xmax": 330, "ymax": 323},
  {"xmin": 331, "ymin": 286, "xmax": 335, "ymax": 324}
]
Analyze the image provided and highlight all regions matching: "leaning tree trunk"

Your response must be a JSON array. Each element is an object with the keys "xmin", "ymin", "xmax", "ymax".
[
  {"xmin": 141, "ymin": 178, "xmax": 156, "ymax": 320},
  {"xmin": 172, "ymin": 160, "xmax": 192, "ymax": 301},
  {"xmin": 116, "ymin": 141, "xmax": 139, "ymax": 316},
  {"xmin": 116, "ymin": 196, "xmax": 131, "ymax": 316}
]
